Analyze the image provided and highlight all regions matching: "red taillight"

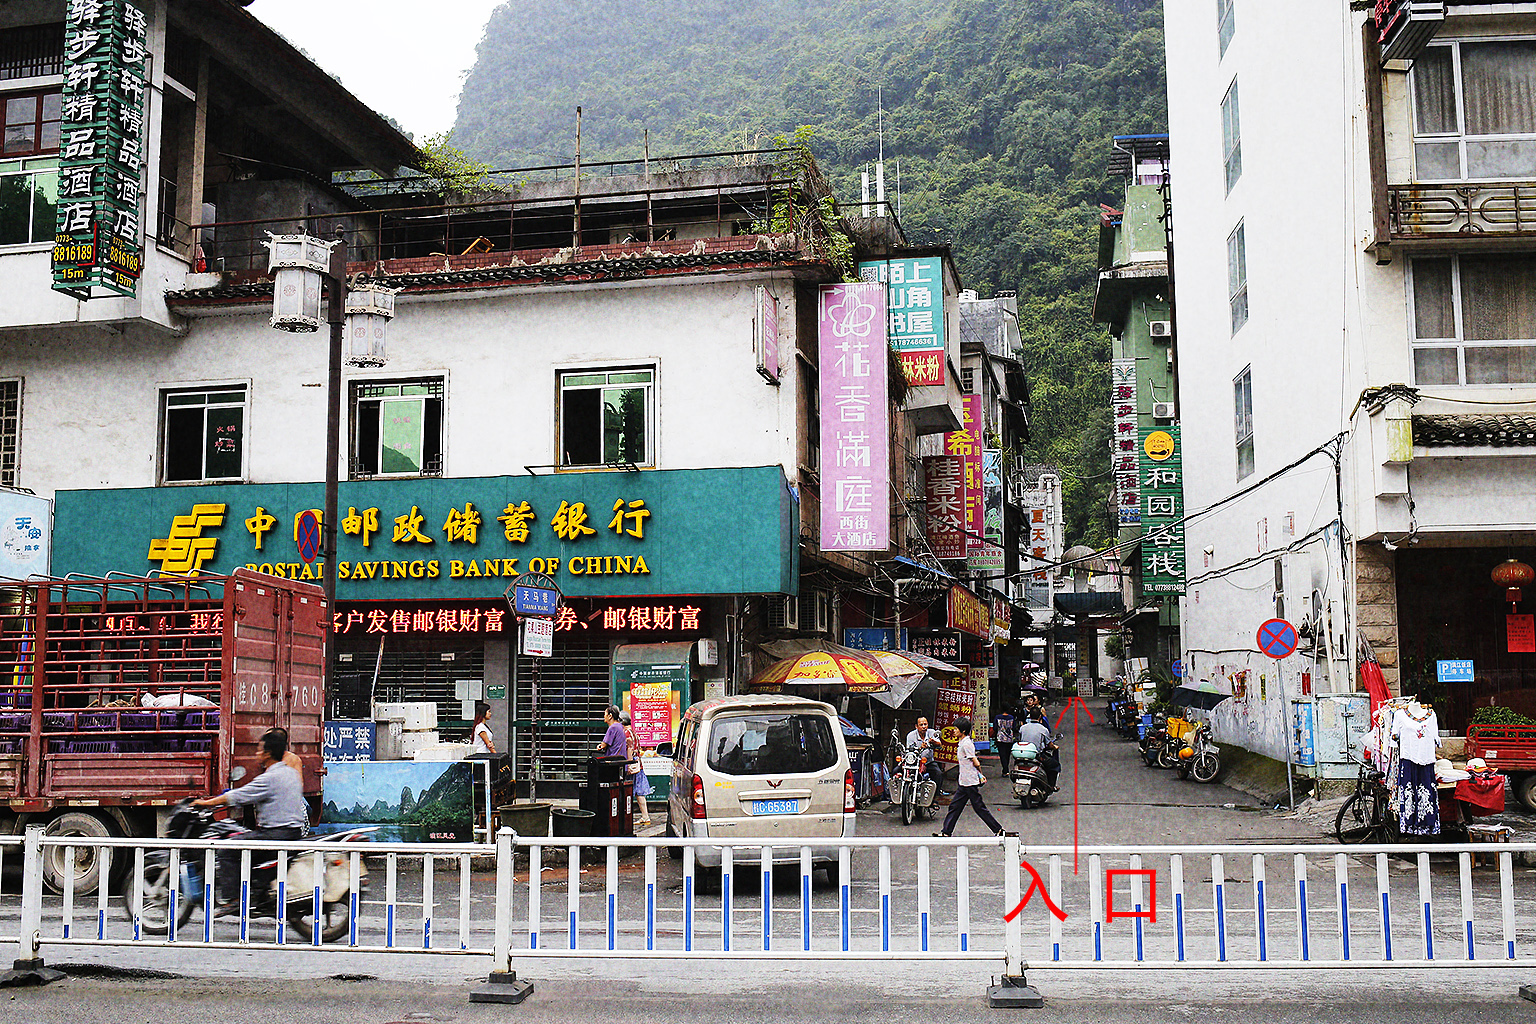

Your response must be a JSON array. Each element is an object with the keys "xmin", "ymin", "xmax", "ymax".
[
  {"xmin": 691, "ymin": 774, "xmax": 706, "ymax": 820},
  {"xmin": 844, "ymin": 768, "xmax": 856, "ymax": 813}
]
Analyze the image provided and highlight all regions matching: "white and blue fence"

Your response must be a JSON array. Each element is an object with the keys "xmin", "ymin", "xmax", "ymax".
[{"xmin": 3, "ymin": 828, "xmax": 1536, "ymax": 980}]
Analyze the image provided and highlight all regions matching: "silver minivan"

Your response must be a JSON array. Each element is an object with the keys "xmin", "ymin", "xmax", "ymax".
[{"xmin": 661, "ymin": 694, "xmax": 855, "ymax": 868}]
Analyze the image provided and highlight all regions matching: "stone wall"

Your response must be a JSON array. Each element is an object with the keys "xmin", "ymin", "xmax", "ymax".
[{"xmin": 1354, "ymin": 542, "xmax": 1399, "ymax": 693}]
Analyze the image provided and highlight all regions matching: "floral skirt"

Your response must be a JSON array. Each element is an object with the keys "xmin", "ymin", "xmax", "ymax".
[{"xmin": 1396, "ymin": 758, "xmax": 1439, "ymax": 836}]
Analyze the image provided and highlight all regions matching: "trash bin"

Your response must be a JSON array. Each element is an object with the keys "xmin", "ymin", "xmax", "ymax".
[
  {"xmin": 579, "ymin": 780, "xmax": 634, "ymax": 837},
  {"xmin": 498, "ymin": 801, "xmax": 551, "ymax": 839},
  {"xmin": 551, "ymin": 807, "xmax": 596, "ymax": 838},
  {"xmin": 587, "ymin": 756, "xmax": 628, "ymax": 786}
]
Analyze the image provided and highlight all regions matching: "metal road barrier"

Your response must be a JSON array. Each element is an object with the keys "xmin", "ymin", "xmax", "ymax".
[{"xmin": 6, "ymin": 828, "xmax": 1536, "ymax": 992}]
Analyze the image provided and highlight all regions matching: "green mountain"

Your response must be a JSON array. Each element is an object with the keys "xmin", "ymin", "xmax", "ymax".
[{"xmin": 454, "ymin": 0, "xmax": 1167, "ymax": 547}]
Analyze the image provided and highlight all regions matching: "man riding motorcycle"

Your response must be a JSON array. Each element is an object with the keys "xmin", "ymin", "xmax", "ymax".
[
  {"xmin": 1016, "ymin": 711, "xmax": 1060, "ymax": 792},
  {"xmin": 905, "ymin": 716, "xmax": 946, "ymax": 794},
  {"xmin": 193, "ymin": 728, "xmax": 308, "ymax": 913}
]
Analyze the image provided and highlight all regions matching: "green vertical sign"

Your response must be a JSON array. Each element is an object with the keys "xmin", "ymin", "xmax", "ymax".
[
  {"xmin": 1139, "ymin": 425, "xmax": 1186, "ymax": 595},
  {"xmin": 52, "ymin": 0, "xmax": 149, "ymax": 299}
]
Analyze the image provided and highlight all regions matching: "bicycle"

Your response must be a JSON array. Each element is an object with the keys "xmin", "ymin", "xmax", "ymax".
[{"xmin": 1334, "ymin": 758, "xmax": 1399, "ymax": 844}]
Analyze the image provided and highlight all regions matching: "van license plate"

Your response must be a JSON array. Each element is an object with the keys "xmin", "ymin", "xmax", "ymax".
[{"xmin": 752, "ymin": 799, "xmax": 798, "ymax": 815}]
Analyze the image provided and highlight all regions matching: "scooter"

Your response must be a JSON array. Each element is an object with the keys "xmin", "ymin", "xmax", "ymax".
[
  {"xmin": 888, "ymin": 738, "xmax": 940, "ymax": 825},
  {"xmin": 1176, "ymin": 721, "xmax": 1221, "ymax": 783},
  {"xmin": 1140, "ymin": 714, "xmax": 1170, "ymax": 768},
  {"xmin": 1010, "ymin": 743, "xmax": 1052, "ymax": 809},
  {"xmin": 123, "ymin": 801, "xmax": 374, "ymax": 941}
]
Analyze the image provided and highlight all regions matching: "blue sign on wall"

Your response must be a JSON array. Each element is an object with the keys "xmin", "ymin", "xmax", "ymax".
[
  {"xmin": 323, "ymin": 720, "xmax": 376, "ymax": 761},
  {"xmin": 513, "ymin": 584, "xmax": 559, "ymax": 617},
  {"xmin": 842, "ymin": 627, "xmax": 908, "ymax": 651},
  {"xmin": 1437, "ymin": 659, "xmax": 1475, "ymax": 684}
]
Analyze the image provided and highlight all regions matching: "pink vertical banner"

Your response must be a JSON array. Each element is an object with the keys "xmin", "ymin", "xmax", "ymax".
[{"xmin": 818, "ymin": 281, "xmax": 890, "ymax": 551}]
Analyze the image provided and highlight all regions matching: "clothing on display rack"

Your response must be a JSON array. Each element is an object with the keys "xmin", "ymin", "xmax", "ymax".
[{"xmin": 1389, "ymin": 700, "xmax": 1440, "ymax": 836}]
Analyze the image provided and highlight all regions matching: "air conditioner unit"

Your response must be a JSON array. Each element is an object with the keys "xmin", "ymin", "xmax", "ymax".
[
  {"xmin": 765, "ymin": 595, "xmax": 800, "ymax": 631},
  {"xmin": 799, "ymin": 588, "xmax": 830, "ymax": 634},
  {"xmin": 1149, "ymin": 320, "xmax": 1173, "ymax": 339},
  {"xmin": 1152, "ymin": 401, "xmax": 1176, "ymax": 421}
]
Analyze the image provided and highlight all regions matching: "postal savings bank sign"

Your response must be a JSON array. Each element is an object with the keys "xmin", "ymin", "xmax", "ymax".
[{"xmin": 57, "ymin": 468, "xmax": 796, "ymax": 599}]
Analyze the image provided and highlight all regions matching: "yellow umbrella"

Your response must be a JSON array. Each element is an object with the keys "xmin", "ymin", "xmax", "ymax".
[
  {"xmin": 746, "ymin": 651, "xmax": 890, "ymax": 694},
  {"xmin": 867, "ymin": 650, "xmax": 924, "ymax": 684}
]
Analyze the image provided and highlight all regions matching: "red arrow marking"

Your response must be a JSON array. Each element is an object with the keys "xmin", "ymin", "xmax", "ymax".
[{"xmin": 1055, "ymin": 695, "xmax": 1096, "ymax": 874}]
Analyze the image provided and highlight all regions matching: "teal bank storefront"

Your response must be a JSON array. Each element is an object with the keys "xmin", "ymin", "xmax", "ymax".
[{"xmin": 52, "ymin": 467, "xmax": 799, "ymax": 781}]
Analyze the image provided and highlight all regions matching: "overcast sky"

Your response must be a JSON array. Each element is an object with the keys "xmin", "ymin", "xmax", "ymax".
[{"xmin": 248, "ymin": 0, "xmax": 505, "ymax": 140}]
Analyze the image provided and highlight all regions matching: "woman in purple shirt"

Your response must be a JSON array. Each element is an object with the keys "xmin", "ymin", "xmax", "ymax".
[{"xmin": 596, "ymin": 705, "xmax": 627, "ymax": 759}]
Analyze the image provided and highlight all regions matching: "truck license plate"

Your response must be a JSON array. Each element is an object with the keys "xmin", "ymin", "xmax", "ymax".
[{"xmin": 752, "ymin": 799, "xmax": 798, "ymax": 815}]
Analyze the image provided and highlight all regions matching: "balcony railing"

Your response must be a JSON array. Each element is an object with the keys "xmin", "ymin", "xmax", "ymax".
[{"xmin": 1388, "ymin": 181, "xmax": 1536, "ymax": 244}]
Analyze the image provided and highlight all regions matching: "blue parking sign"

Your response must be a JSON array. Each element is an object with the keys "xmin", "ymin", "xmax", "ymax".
[{"xmin": 1436, "ymin": 660, "xmax": 1474, "ymax": 684}]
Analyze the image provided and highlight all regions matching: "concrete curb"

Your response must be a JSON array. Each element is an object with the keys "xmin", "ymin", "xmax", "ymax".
[{"xmin": 1214, "ymin": 744, "xmax": 1312, "ymax": 807}]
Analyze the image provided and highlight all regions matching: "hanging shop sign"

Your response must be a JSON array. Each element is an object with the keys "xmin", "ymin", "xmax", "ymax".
[
  {"xmin": 948, "ymin": 396, "xmax": 984, "ymax": 561},
  {"xmin": 1139, "ymin": 426, "xmax": 1186, "ymax": 595},
  {"xmin": 990, "ymin": 597, "xmax": 1011, "ymax": 644},
  {"xmin": 933, "ymin": 686, "xmax": 977, "ymax": 765},
  {"xmin": 818, "ymin": 281, "xmax": 890, "ymax": 551},
  {"xmin": 1111, "ymin": 358, "xmax": 1140, "ymax": 527},
  {"xmin": 922, "ymin": 455, "xmax": 967, "ymax": 559},
  {"xmin": 968, "ymin": 448, "xmax": 1005, "ymax": 573},
  {"xmin": 756, "ymin": 286, "xmax": 781, "ymax": 384},
  {"xmin": 51, "ymin": 467, "xmax": 798, "ymax": 600},
  {"xmin": 908, "ymin": 629, "xmax": 961, "ymax": 662},
  {"xmin": 858, "ymin": 256, "xmax": 946, "ymax": 386},
  {"xmin": 52, "ymin": 0, "xmax": 149, "ymax": 299},
  {"xmin": 842, "ymin": 627, "xmax": 908, "ymax": 651},
  {"xmin": 0, "ymin": 490, "xmax": 51, "ymax": 580},
  {"xmin": 947, "ymin": 585, "xmax": 991, "ymax": 640}
]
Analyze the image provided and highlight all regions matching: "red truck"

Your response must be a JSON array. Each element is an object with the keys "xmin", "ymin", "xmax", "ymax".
[
  {"xmin": 1465, "ymin": 724, "xmax": 1536, "ymax": 811},
  {"xmin": 0, "ymin": 568, "xmax": 326, "ymax": 893}
]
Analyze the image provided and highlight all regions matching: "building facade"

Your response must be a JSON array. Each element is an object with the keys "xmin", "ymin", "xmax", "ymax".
[{"xmin": 1165, "ymin": 1, "xmax": 1536, "ymax": 760}]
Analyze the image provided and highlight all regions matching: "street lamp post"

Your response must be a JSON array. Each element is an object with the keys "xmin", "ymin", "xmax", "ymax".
[{"xmin": 266, "ymin": 229, "xmax": 396, "ymax": 683}]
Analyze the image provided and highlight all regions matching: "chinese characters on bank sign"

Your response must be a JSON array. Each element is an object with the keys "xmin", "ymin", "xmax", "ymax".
[
  {"xmin": 818, "ymin": 281, "xmax": 890, "ymax": 551},
  {"xmin": 1139, "ymin": 426, "xmax": 1186, "ymax": 595},
  {"xmin": 145, "ymin": 495, "xmax": 655, "ymax": 581},
  {"xmin": 1111, "ymin": 359, "xmax": 1141, "ymax": 527},
  {"xmin": 52, "ymin": 0, "xmax": 149, "ymax": 299},
  {"xmin": 858, "ymin": 256, "xmax": 946, "ymax": 386}
]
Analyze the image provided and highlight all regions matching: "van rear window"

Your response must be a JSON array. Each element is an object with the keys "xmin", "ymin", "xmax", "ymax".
[{"xmin": 705, "ymin": 713, "xmax": 838, "ymax": 776}]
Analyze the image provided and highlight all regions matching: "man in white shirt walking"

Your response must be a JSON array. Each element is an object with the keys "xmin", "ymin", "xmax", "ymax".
[{"xmin": 935, "ymin": 717, "xmax": 1013, "ymax": 838}]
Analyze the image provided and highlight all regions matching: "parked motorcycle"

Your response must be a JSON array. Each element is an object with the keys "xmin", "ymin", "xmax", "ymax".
[
  {"xmin": 1139, "ymin": 714, "xmax": 1169, "ymax": 768},
  {"xmin": 1175, "ymin": 721, "xmax": 1221, "ymax": 783},
  {"xmin": 1010, "ymin": 743, "xmax": 1052, "ymax": 809},
  {"xmin": 123, "ymin": 801, "xmax": 374, "ymax": 941},
  {"xmin": 888, "ymin": 738, "xmax": 940, "ymax": 825}
]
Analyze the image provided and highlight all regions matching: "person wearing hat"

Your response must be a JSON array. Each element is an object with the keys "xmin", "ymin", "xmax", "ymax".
[{"xmin": 469, "ymin": 700, "xmax": 496, "ymax": 755}]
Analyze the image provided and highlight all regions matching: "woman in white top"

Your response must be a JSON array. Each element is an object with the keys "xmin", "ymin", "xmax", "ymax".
[{"xmin": 470, "ymin": 701, "xmax": 495, "ymax": 755}]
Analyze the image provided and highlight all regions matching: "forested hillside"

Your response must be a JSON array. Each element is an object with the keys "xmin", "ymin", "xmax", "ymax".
[{"xmin": 455, "ymin": 0, "xmax": 1167, "ymax": 547}]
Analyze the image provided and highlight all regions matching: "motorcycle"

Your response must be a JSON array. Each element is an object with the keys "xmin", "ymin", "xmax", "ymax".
[
  {"xmin": 1139, "ymin": 714, "xmax": 1170, "ymax": 768},
  {"xmin": 887, "ymin": 735, "xmax": 940, "ymax": 825},
  {"xmin": 1010, "ymin": 743, "xmax": 1052, "ymax": 809},
  {"xmin": 1175, "ymin": 721, "xmax": 1221, "ymax": 783},
  {"xmin": 123, "ymin": 801, "xmax": 374, "ymax": 941}
]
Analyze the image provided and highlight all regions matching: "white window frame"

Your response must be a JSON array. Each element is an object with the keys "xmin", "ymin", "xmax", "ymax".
[
  {"xmin": 348, "ymin": 376, "xmax": 446, "ymax": 479},
  {"xmin": 1410, "ymin": 37, "xmax": 1536, "ymax": 183},
  {"xmin": 1228, "ymin": 220, "xmax": 1249, "ymax": 335},
  {"xmin": 1407, "ymin": 255, "xmax": 1536, "ymax": 386},
  {"xmin": 159, "ymin": 382, "xmax": 249, "ymax": 485},
  {"xmin": 0, "ymin": 155, "xmax": 56, "ymax": 249},
  {"xmin": 0, "ymin": 377, "xmax": 19, "ymax": 489},
  {"xmin": 1217, "ymin": 0, "xmax": 1235, "ymax": 57},
  {"xmin": 1221, "ymin": 79, "xmax": 1242, "ymax": 194},
  {"xmin": 1234, "ymin": 367, "xmax": 1254, "ymax": 481},
  {"xmin": 557, "ymin": 365, "xmax": 657, "ymax": 469}
]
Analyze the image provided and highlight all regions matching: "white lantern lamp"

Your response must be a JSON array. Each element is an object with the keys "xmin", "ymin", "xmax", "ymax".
[
  {"xmin": 344, "ymin": 282, "xmax": 398, "ymax": 367},
  {"xmin": 264, "ymin": 233, "xmax": 336, "ymax": 332}
]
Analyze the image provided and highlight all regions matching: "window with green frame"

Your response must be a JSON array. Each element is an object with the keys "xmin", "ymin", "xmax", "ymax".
[
  {"xmin": 559, "ymin": 368, "xmax": 653, "ymax": 467},
  {"xmin": 351, "ymin": 378, "xmax": 444, "ymax": 477},
  {"xmin": 0, "ymin": 157, "xmax": 56, "ymax": 245}
]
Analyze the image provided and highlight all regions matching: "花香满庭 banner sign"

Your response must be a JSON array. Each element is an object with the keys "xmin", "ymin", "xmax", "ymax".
[
  {"xmin": 818, "ymin": 281, "xmax": 889, "ymax": 552},
  {"xmin": 52, "ymin": 0, "xmax": 149, "ymax": 299}
]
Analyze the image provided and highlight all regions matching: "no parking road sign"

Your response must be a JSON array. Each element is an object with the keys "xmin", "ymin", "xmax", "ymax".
[{"xmin": 1257, "ymin": 618, "xmax": 1298, "ymax": 659}]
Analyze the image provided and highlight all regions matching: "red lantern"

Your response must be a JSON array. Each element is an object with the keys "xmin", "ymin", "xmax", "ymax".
[{"xmin": 1493, "ymin": 559, "xmax": 1534, "ymax": 606}]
